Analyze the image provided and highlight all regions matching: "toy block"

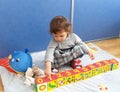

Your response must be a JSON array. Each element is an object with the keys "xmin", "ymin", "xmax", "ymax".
[
  {"xmin": 109, "ymin": 59, "xmax": 119, "ymax": 70},
  {"xmin": 82, "ymin": 66, "xmax": 92, "ymax": 80},
  {"xmin": 93, "ymin": 62, "xmax": 104, "ymax": 74},
  {"xmin": 74, "ymin": 73, "xmax": 83, "ymax": 82},
  {"xmin": 96, "ymin": 61, "xmax": 107, "ymax": 73},
  {"xmin": 55, "ymin": 71, "xmax": 67, "ymax": 87},
  {"xmin": 35, "ymin": 77, "xmax": 47, "ymax": 92},
  {"xmin": 74, "ymin": 68, "xmax": 83, "ymax": 82},
  {"xmin": 36, "ymin": 82, "xmax": 47, "ymax": 92},
  {"xmin": 35, "ymin": 77, "xmax": 46, "ymax": 84},
  {"xmin": 72, "ymin": 68, "xmax": 81, "ymax": 74},
  {"xmin": 84, "ymin": 65, "xmax": 93, "ymax": 78},
  {"xmin": 47, "ymin": 80, "xmax": 57, "ymax": 91},
  {"xmin": 64, "ymin": 70, "xmax": 75, "ymax": 84},
  {"xmin": 47, "ymin": 75, "xmax": 58, "ymax": 91},
  {"xmin": 34, "ymin": 59, "xmax": 119, "ymax": 92},
  {"xmin": 35, "ymin": 74, "xmax": 58, "ymax": 91},
  {"xmin": 88, "ymin": 64, "xmax": 99, "ymax": 76},
  {"xmin": 97, "ymin": 61, "xmax": 108, "ymax": 73},
  {"xmin": 102, "ymin": 60, "xmax": 111, "ymax": 72}
]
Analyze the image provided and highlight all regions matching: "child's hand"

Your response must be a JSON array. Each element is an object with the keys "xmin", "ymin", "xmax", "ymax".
[
  {"xmin": 44, "ymin": 61, "xmax": 51, "ymax": 79},
  {"xmin": 88, "ymin": 52, "xmax": 95, "ymax": 60},
  {"xmin": 44, "ymin": 67, "xmax": 51, "ymax": 78}
]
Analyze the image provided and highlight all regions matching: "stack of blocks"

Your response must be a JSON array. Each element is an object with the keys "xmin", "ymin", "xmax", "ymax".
[{"xmin": 34, "ymin": 59, "xmax": 119, "ymax": 92}]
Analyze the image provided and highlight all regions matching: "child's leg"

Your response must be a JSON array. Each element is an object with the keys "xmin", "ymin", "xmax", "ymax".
[
  {"xmin": 70, "ymin": 45, "xmax": 85, "ymax": 69},
  {"xmin": 53, "ymin": 48, "xmax": 70, "ymax": 68},
  {"xmin": 70, "ymin": 58, "xmax": 82, "ymax": 69},
  {"xmin": 53, "ymin": 45, "xmax": 84, "ymax": 68}
]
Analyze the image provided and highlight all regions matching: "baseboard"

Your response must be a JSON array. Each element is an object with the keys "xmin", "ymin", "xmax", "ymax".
[{"xmin": 85, "ymin": 36, "xmax": 119, "ymax": 42}]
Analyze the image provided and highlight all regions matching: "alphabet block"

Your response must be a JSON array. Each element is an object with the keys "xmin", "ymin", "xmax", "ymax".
[{"xmin": 34, "ymin": 59, "xmax": 119, "ymax": 92}]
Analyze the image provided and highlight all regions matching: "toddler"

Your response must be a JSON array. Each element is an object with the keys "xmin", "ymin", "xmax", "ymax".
[{"xmin": 44, "ymin": 16, "xmax": 94, "ymax": 77}]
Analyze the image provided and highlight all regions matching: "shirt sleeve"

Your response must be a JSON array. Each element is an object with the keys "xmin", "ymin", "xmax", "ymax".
[
  {"xmin": 45, "ymin": 39, "xmax": 58, "ymax": 62},
  {"xmin": 72, "ymin": 33, "xmax": 90, "ymax": 54}
]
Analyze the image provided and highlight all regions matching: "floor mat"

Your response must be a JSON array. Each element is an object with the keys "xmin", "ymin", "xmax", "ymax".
[{"xmin": 0, "ymin": 43, "xmax": 120, "ymax": 92}]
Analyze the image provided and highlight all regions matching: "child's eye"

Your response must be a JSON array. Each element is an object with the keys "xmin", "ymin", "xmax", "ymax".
[
  {"xmin": 55, "ymin": 36, "xmax": 58, "ymax": 38},
  {"xmin": 60, "ymin": 35, "xmax": 64, "ymax": 37}
]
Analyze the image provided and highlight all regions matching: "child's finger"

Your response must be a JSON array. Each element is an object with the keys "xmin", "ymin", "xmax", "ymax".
[
  {"xmin": 49, "ymin": 75, "xmax": 52, "ymax": 80},
  {"xmin": 91, "ymin": 55, "xmax": 95, "ymax": 60},
  {"xmin": 45, "ymin": 72, "xmax": 52, "ymax": 80}
]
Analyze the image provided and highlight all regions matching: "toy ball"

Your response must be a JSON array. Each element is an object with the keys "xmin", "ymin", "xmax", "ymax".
[
  {"xmin": 70, "ymin": 59, "xmax": 82, "ymax": 69},
  {"xmin": 9, "ymin": 49, "xmax": 32, "ymax": 73}
]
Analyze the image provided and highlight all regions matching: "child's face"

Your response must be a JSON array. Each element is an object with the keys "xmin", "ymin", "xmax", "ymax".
[{"xmin": 52, "ymin": 30, "xmax": 68, "ymax": 42}]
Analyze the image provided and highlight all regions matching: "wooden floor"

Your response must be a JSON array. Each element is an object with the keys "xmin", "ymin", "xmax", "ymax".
[
  {"xmin": 0, "ymin": 37, "xmax": 120, "ymax": 92},
  {"xmin": 93, "ymin": 37, "xmax": 120, "ymax": 58},
  {"xmin": 0, "ymin": 75, "xmax": 4, "ymax": 92}
]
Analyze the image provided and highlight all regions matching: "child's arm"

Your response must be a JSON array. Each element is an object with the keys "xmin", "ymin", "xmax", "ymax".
[
  {"xmin": 44, "ymin": 61, "xmax": 51, "ymax": 76},
  {"xmin": 44, "ymin": 39, "xmax": 57, "ymax": 77},
  {"xmin": 73, "ymin": 33, "xmax": 95, "ymax": 60},
  {"xmin": 88, "ymin": 51, "xmax": 95, "ymax": 60}
]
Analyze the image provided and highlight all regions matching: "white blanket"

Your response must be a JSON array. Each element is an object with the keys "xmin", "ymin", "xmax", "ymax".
[{"xmin": 0, "ymin": 44, "xmax": 120, "ymax": 92}]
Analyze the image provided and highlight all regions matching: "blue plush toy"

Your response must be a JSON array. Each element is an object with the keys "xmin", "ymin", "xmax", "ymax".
[{"xmin": 9, "ymin": 49, "xmax": 32, "ymax": 73}]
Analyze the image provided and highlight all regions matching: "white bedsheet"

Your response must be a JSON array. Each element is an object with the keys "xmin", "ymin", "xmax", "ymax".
[{"xmin": 0, "ymin": 44, "xmax": 120, "ymax": 92}]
